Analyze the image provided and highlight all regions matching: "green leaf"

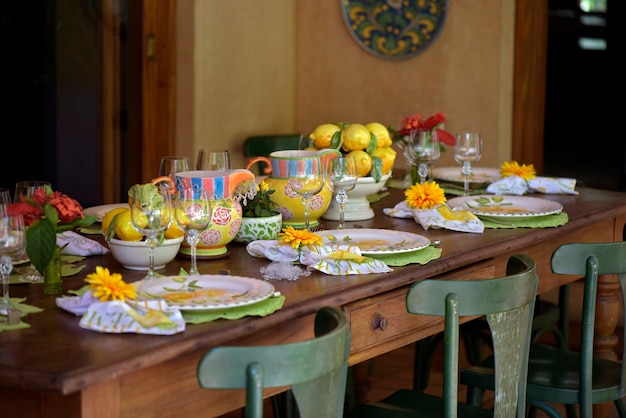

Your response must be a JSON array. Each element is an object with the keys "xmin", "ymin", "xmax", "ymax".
[
  {"xmin": 330, "ymin": 130, "xmax": 343, "ymax": 149},
  {"xmin": 26, "ymin": 220, "xmax": 57, "ymax": 275},
  {"xmin": 366, "ymin": 132, "xmax": 378, "ymax": 154},
  {"xmin": 371, "ymin": 157, "xmax": 383, "ymax": 182}
]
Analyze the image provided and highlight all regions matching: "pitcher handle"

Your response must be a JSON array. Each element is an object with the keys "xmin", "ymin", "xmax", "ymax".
[
  {"xmin": 246, "ymin": 156, "xmax": 272, "ymax": 175},
  {"xmin": 151, "ymin": 175, "xmax": 176, "ymax": 194}
]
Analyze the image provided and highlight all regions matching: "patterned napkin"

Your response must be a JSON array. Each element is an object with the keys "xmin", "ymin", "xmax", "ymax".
[
  {"xmin": 0, "ymin": 297, "xmax": 43, "ymax": 332},
  {"xmin": 384, "ymin": 201, "xmax": 484, "ymax": 233},
  {"xmin": 487, "ymin": 176, "xmax": 578, "ymax": 196},
  {"xmin": 58, "ymin": 231, "xmax": 110, "ymax": 256},
  {"xmin": 246, "ymin": 240, "xmax": 393, "ymax": 276},
  {"xmin": 480, "ymin": 212, "xmax": 569, "ymax": 229},
  {"xmin": 182, "ymin": 294, "xmax": 285, "ymax": 324}
]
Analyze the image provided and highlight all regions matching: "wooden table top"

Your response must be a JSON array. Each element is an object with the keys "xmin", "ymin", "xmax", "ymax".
[{"xmin": 2, "ymin": 186, "xmax": 626, "ymax": 396}]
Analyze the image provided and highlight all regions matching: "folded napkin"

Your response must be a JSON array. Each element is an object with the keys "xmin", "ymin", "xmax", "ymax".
[
  {"xmin": 57, "ymin": 288, "xmax": 185, "ymax": 335},
  {"xmin": 486, "ymin": 176, "xmax": 578, "ymax": 196},
  {"xmin": 57, "ymin": 231, "xmax": 110, "ymax": 256},
  {"xmin": 247, "ymin": 241, "xmax": 393, "ymax": 277},
  {"xmin": 182, "ymin": 294, "xmax": 285, "ymax": 324},
  {"xmin": 384, "ymin": 201, "xmax": 484, "ymax": 234},
  {"xmin": 0, "ymin": 297, "xmax": 44, "ymax": 332}
]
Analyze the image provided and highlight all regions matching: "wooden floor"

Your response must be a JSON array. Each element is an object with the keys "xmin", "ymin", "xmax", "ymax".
[{"xmin": 218, "ymin": 320, "xmax": 623, "ymax": 417}]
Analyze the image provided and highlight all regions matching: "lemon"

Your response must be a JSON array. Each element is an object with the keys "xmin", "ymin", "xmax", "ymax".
[
  {"xmin": 164, "ymin": 221, "xmax": 185, "ymax": 239},
  {"xmin": 365, "ymin": 122, "xmax": 392, "ymax": 148},
  {"xmin": 341, "ymin": 123, "xmax": 371, "ymax": 152},
  {"xmin": 309, "ymin": 124, "xmax": 341, "ymax": 149},
  {"xmin": 101, "ymin": 207, "xmax": 127, "ymax": 237},
  {"xmin": 371, "ymin": 146, "xmax": 397, "ymax": 174},
  {"xmin": 114, "ymin": 209, "xmax": 144, "ymax": 241},
  {"xmin": 173, "ymin": 207, "xmax": 191, "ymax": 228},
  {"xmin": 346, "ymin": 150, "xmax": 373, "ymax": 177}
]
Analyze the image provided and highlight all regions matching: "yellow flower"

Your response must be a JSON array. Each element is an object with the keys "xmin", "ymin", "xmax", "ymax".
[
  {"xmin": 500, "ymin": 160, "xmax": 536, "ymax": 181},
  {"xmin": 259, "ymin": 180, "xmax": 270, "ymax": 192},
  {"xmin": 278, "ymin": 225, "xmax": 323, "ymax": 249},
  {"xmin": 85, "ymin": 266, "xmax": 137, "ymax": 302},
  {"xmin": 404, "ymin": 181, "xmax": 446, "ymax": 210}
]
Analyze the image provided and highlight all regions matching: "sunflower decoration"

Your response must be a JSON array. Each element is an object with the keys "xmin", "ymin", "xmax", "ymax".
[
  {"xmin": 85, "ymin": 266, "xmax": 137, "ymax": 302},
  {"xmin": 500, "ymin": 161, "xmax": 537, "ymax": 181},
  {"xmin": 278, "ymin": 226, "xmax": 323, "ymax": 251},
  {"xmin": 404, "ymin": 181, "xmax": 447, "ymax": 211}
]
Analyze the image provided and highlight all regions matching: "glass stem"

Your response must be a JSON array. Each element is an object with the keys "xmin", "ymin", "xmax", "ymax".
[
  {"xmin": 302, "ymin": 197, "xmax": 311, "ymax": 231},
  {"xmin": 0, "ymin": 256, "xmax": 11, "ymax": 310},
  {"xmin": 145, "ymin": 234, "xmax": 158, "ymax": 279},
  {"xmin": 187, "ymin": 229, "xmax": 199, "ymax": 275},
  {"xmin": 418, "ymin": 163, "xmax": 428, "ymax": 184},
  {"xmin": 336, "ymin": 190, "xmax": 347, "ymax": 229},
  {"xmin": 461, "ymin": 162, "xmax": 472, "ymax": 196}
]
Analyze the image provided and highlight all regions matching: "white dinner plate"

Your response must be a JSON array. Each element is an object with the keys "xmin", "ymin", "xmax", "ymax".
[
  {"xmin": 317, "ymin": 229, "xmax": 430, "ymax": 255},
  {"xmin": 83, "ymin": 203, "xmax": 129, "ymax": 222},
  {"xmin": 433, "ymin": 167, "xmax": 501, "ymax": 185},
  {"xmin": 139, "ymin": 274, "xmax": 275, "ymax": 311},
  {"xmin": 447, "ymin": 195, "xmax": 563, "ymax": 221}
]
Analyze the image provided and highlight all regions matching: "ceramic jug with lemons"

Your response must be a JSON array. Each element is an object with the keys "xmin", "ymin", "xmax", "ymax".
[
  {"xmin": 246, "ymin": 149, "xmax": 340, "ymax": 229},
  {"xmin": 174, "ymin": 169, "xmax": 255, "ymax": 259}
]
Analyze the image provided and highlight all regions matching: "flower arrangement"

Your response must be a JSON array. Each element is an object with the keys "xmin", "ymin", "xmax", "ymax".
[
  {"xmin": 391, "ymin": 112, "xmax": 456, "ymax": 150},
  {"xmin": 278, "ymin": 226, "xmax": 323, "ymax": 250},
  {"xmin": 500, "ymin": 161, "xmax": 536, "ymax": 181},
  {"xmin": 8, "ymin": 185, "xmax": 96, "ymax": 275},
  {"xmin": 404, "ymin": 181, "xmax": 447, "ymax": 210},
  {"xmin": 85, "ymin": 266, "xmax": 136, "ymax": 301},
  {"xmin": 242, "ymin": 180, "xmax": 280, "ymax": 218}
]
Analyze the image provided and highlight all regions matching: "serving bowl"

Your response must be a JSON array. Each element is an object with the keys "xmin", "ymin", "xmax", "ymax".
[
  {"xmin": 322, "ymin": 172, "xmax": 391, "ymax": 222},
  {"xmin": 108, "ymin": 236, "xmax": 184, "ymax": 270}
]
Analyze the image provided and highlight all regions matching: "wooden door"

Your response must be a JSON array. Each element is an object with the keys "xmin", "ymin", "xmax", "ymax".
[{"xmin": 100, "ymin": 0, "xmax": 176, "ymax": 203}]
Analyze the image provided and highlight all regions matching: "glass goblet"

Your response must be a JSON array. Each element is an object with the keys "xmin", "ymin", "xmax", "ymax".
[
  {"xmin": 175, "ymin": 189, "xmax": 212, "ymax": 275},
  {"xmin": 13, "ymin": 180, "xmax": 51, "ymax": 203},
  {"xmin": 454, "ymin": 132, "xmax": 483, "ymax": 196},
  {"xmin": 287, "ymin": 155, "xmax": 324, "ymax": 231},
  {"xmin": 159, "ymin": 156, "xmax": 190, "ymax": 180},
  {"xmin": 130, "ymin": 185, "xmax": 172, "ymax": 280},
  {"xmin": 0, "ymin": 212, "xmax": 25, "ymax": 319},
  {"xmin": 196, "ymin": 150, "xmax": 231, "ymax": 171},
  {"xmin": 407, "ymin": 130, "xmax": 441, "ymax": 184},
  {"xmin": 327, "ymin": 156, "xmax": 358, "ymax": 229}
]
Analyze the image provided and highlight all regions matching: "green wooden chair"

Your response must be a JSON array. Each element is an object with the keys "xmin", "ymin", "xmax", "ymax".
[
  {"xmin": 461, "ymin": 241, "xmax": 626, "ymax": 417},
  {"xmin": 348, "ymin": 253, "xmax": 538, "ymax": 418},
  {"xmin": 243, "ymin": 135, "xmax": 302, "ymax": 157},
  {"xmin": 197, "ymin": 306, "xmax": 350, "ymax": 418}
]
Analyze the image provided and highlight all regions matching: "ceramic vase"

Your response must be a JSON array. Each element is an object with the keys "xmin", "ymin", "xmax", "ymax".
[{"xmin": 234, "ymin": 213, "xmax": 282, "ymax": 244}]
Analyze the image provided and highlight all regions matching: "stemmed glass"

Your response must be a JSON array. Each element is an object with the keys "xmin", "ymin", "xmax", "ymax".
[
  {"xmin": 0, "ymin": 211, "xmax": 25, "ymax": 319},
  {"xmin": 159, "ymin": 156, "xmax": 190, "ymax": 180},
  {"xmin": 327, "ymin": 156, "xmax": 358, "ymax": 229},
  {"xmin": 287, "ymin": 155, "xmax": 325, "ymax": 231},
  {"xmin": 174, "ymin": 189, "xmax": 212, "ymax": 275},
  {"xmin": 196, "ymin": 150, "xmax": 231, "ymax": 171},
  {"xmin": 454, "ymin": 132, "xmax": 483, "ymax": 196},
  {"xmin": 130, "ymin": 185, "xmax": 172, "ymax": 280},
  {"xmin": 407, "ymin": 130, "xmax": 441, "ymax": 184}
]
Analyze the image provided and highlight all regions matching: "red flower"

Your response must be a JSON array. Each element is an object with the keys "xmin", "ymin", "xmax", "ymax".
[
  {"xmin": 8, "ymin": 202, "xmax": 41, "ymax": 226},
  {"xmin": 421, "ymin": 112, "xmax": 446, "ymax": 131},
  {"xmin": 397, "ymin": 112, "xmax": 455, "ymax": 147},
  {"xmin": 398, "ymin": 114, "xmax": 423, "ymax": 136},
  {"xmin": 48, "ymin": 191, "xmax": 86, "ymax": 224}
]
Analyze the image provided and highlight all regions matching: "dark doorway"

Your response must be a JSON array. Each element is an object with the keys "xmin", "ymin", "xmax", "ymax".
[{"xmin": 543, "ymin": 0, "xmax": 623, "ymax": 191}]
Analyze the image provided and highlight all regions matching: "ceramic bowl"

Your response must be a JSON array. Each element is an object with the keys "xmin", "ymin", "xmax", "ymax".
[
  {"xmin": 108, "ymin": 236, "xmax": 184, "ymax": 270},
  {"xmin": 322, "ymin": 172, "xmax": 391, "ymax": 222}
]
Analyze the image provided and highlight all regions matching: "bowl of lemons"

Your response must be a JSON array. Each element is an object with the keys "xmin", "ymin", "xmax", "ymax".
[
  {"xmin": 101, "ymin": 206, "xmax": 185, "ymax": 270},
  {"xmin": 308, "ymin": 122, "xmax": 396, "ymax": 222}
]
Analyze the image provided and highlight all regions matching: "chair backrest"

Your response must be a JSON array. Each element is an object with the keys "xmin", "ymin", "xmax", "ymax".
[
  {"xmin": 197, "ymin": 306, "xmax": 351, "ymax": 418},
  {"xmin": 243, "ymin": 134, "xmax": 302, "ymax": 158},
  {"xmin": 406, "ymin": 254, "xmax": 538, "ymax": 417},
  {"xmin": 550, "ymin": 241, "xmax": 626, "ymax": 416}
]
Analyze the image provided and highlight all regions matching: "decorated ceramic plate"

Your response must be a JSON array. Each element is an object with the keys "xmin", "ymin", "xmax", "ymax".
[
  {"xmin": 138, "ymin": 275, "xmax": 275, "ymax": 311},
  {"xmin": 83, "ymin": 203, "xmax": 129, "ymax": 222},
  {"xmin": 317, "ymin": 229, "xmax": 430, "ymax": 255},
  {"xmin": 447, "ymin": 195, "xmax": 563, "ymax": 221},
  {"xmin": 433, "ymin": 167, "xmax": 501, "ymax": 185}
]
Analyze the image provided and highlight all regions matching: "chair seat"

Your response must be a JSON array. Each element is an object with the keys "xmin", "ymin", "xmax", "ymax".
[
  {"xmin": 350, "ymin": 389, "xmax": 493, "ymax": 418},
  {"xmin": 526, "ymin": 344, "xmax": 624, "ymax": 403}
]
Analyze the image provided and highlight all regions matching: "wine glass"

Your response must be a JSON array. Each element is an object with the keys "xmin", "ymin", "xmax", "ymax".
[
  {"xmin": 407, "ymin": 130, "xmax": 441, "ymax": 184},
  {"xmin": 0, "ymin": 211, "xmax": 25, "ymax": 320},
  {"xmin": 287, "ymin": 154, "xmax": 325, "ymax": 231},
  {"xmin": 327, "ymin": 156, "xmax": 358, "ymax": 229},
  {"xmin": 0, "ymin": 188, "xmax": 12, "ymax": 208},
  {"xmin": 196, "ymin": 150, "xmax": 231, "ymax": 171},
  {"xmin": 454, "ymin": 131, "xmax": 483, "ymax": 196},
  {"xmin": 130, "ymin": 185, "xmax": 172, "ymax": 280},
  {"xmin": 174, "ymin": 188, "xmax": 212, "ymax": 275},
  {"xmin": 159, "ymin": 156, "xmax": 190, "ymax": 180},
  {"xmin": 13, "ymin": 180, "xmax": 51, "ymax": 203}
]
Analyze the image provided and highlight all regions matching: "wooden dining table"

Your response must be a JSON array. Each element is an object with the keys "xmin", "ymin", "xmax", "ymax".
[{"xmin": 2, "ymin": 186, "xmax": 626, "ymax": 418}]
